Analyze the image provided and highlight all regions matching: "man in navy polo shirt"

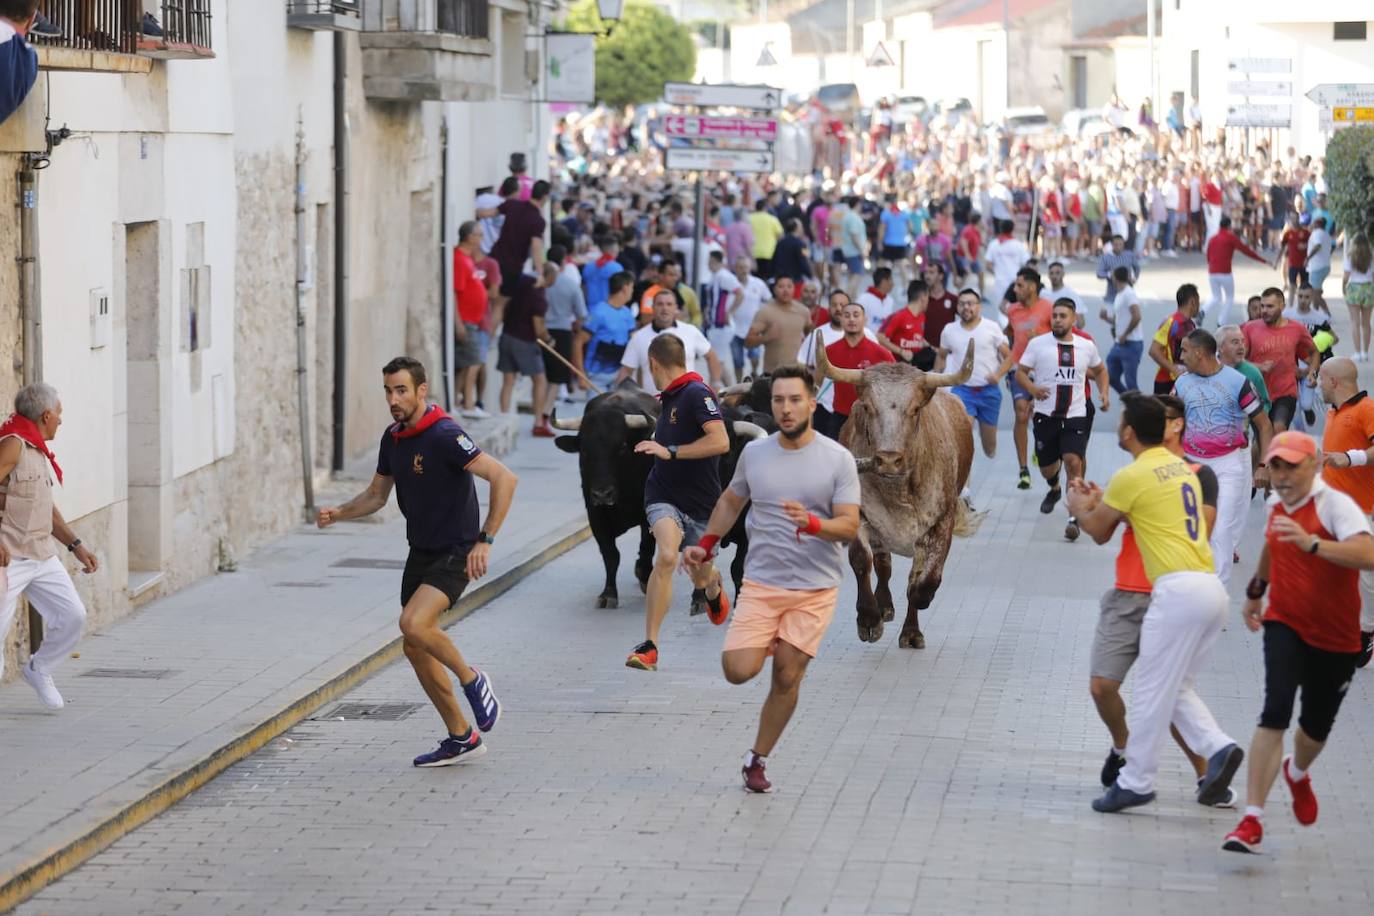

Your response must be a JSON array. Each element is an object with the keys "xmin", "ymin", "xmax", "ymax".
[
  {"xmin": 625, "ymin": 334, "xmax": 732, "ymax": 671},
  {"xmin": 318, "ymin": 356, "xmax": 519, "ymax": 767}
]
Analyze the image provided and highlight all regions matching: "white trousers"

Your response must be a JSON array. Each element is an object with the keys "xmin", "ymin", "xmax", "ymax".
[
  {"xmin": 1118, "ymin": 571, "xmax": 1234, "ymax": 795},
  {"xmin": 1203, "ymin": 273, "xmax": 1236, "ymax": 326},
  {"xmin": 706, "ymin": 327, "xmax": 738, "ymax": 387},
  {"xmin": 1360, "ymin": 569, "xmax": 1374, "ymax": 632},
  {"xmin": 1192, "ymin": 446, "xmax": 1250, "ymax": 586},
  {"xmin": 0, "ymin": 556, "xmax": 87, "ymax": 678},
  {"xmin": 1203, "ymin": 203, "xmax": 1222, "ymax": 248}
]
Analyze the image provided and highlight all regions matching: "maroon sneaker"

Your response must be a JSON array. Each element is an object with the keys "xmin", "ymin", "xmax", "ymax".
[
  {"xmin": 1284, "ymin": 755, "xmax": 1318, "ymax": 826},
  {"xmin": 1223, "ymin": 814, "xmax": 1263, "ymax": 854},
  {"xmin": 742, "ymin": 752, "xmax": 772, "ymax": 793}
]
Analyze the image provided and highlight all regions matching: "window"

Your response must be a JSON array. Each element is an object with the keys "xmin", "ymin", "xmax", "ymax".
[
  {"xmin": 1333, "ymin": 21, "xmax": 1367, "ymax": 41},
  {"xmin": 1071, "ymin": 55, "xmax": 1087, "ymax": 110}
]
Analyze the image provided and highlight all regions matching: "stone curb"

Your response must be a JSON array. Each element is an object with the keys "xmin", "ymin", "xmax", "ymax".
[{"xmin": 0, "ymin": 519, "xmax": 590, "ymax": 913}]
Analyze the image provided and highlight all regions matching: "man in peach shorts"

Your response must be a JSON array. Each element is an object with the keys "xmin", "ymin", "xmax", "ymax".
[{"xmin": 684, "ymin": 365, "xmax": 861, "ymax": 793}]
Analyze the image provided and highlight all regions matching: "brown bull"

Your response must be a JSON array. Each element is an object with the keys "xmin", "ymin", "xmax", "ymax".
[{"xmin": 814, "ymin": 335, "xmax": 984, "ymax": 648}]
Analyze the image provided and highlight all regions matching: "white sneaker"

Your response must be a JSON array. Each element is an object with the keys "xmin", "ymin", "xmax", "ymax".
[
  {"xmin": 460, "ymin": 406, "xmax": 492, "ymax": 419},
  {"xmin": 21, "ymin": 661, "xmax": 64, "ymax": 709}
]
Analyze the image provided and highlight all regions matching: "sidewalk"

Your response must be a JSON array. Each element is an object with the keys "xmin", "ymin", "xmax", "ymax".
[{"xmin": 0, "ymin": 440, "xmax": 589, "ymax": 909}]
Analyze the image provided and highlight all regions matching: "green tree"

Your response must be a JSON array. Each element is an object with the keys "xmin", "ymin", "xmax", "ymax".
[
  {"xmin": 1326, "ymin": 126, "xmax": 1374, "ymax": 238},
  {"xmin": 564, "ymin": 0, "xmax": 697, "ymax": 108}
]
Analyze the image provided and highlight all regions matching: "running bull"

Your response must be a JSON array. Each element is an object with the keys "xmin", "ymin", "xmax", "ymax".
[{"xmin": 813, "ymin": 335, "xmax": 984, "ymax": 648}]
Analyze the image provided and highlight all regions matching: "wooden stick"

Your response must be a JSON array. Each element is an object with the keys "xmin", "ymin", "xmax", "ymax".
[{"xmin": 537, "ymin": 338, "xmax": 603, "ymax": 395}]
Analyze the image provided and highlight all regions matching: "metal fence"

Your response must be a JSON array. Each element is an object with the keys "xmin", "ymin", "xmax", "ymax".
[
  {"xmin": 33, "ymin": 0, "xmax": 140, "ymax": 53},
  {"xmin": 436, "ymin": 0, "xmax": 488, "ymax": 39},
  {"xmin": 285, "ymin": 0, "xmax": 361, "ymax": 16},
  {"xmin": 159, "ymin": 0, "xmax": 213, "ymax": 48}
]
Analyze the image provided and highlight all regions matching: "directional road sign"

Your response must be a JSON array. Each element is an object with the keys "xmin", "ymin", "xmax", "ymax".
[
  {"xmin": 663, "ymin": 82, "xmax": 781, "ymax": 111},
  {"xmin": 1227, "ymin": 57, "xmax": 1290, "ymax": 74},
  {"xmin": 665, "ymin": 147, "xmax": 775, "ymax": 173},
  {"xmin": 1228, "ymin": 80, "xmax": 1292, "ymax": 97},
  {"xmin": 1226, "ymin": 103, "xmax": 1291, "ymax": 128},
  {"xmin": 1332, "ymin": 107, "xmax": 1374, "ymax": 124},
  {"xmin": 1306, "ymin": 83, "xmax": 1374, "ymax": 107},
  {"xmin": 663, "ymin": 115, "xmax": 778, "ymax": 142}
]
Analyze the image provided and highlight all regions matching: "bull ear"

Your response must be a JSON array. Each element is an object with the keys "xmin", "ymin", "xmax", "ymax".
[
  {"xmin": 922, "ymin": 340, "xmax": 975, "ymax": 390},
  {"xmin": 554, "ymin": 435, "xmax": 581, "ymax": 453}
]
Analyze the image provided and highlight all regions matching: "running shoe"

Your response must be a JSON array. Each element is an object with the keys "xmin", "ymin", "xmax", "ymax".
[
  {"xmin": 28, "ymin": 13, "xmax": 63, "ymax": 38},
  {"xmin": 413, "ymin": 730, "xmax": 486, "ymax": 767},
  {"xmin": 461, "ymin": 668, "xmax": 501, "ymax": 733},
  {"xmin": 625, "ymin": 640, "xmax": 658, "ymax": 671},
  {"xmin": 532, "ymin": 424, "xmax": 556, "ymax": 438},
  {"xmin": 1064, "ymin": 517, "xmax": 1080, "ymax": 541},
  {"xmin": 1039, "ymin": 487, "xmax": 1062, "ymax": 514},
  {"xmin": 1100, "ymin": 749, "xmax": 1126, "ymax": 788},
  {"xmin": 1197, "ymin": 778, "xmax": 1237, "ymax": 808},
  {"xmin": 21, "ymin": 661, "xmax": 64, "ymax": 710},
  {"xmin": 705, "ymin": 585, "xmax": 730, "ymax": 626},
  {"xmin": 1197, "ymin": 743, "xmax": 1244, "ymax": 806},
  {"xmin": 460, "ymin": 406, "xmax": 492, "ymax": 420},
  {"xmin": 1283, "ymin": 755, "xmax": 1318, "ymax": 825},
  {"xmin": 1091, "ymin": 782, "xmax": 1155, "ymax": 813},
  {"xmin": 1017, "ymin": 467, "xmax": 1031, "ymax": 490},
  {"xmin": 742, "ymin": 752, "xmax": 772, "ymax": 793},
  {"xmin": 1357, "ymin": 630, "xmax": 1373, "ymax": 669},
  {"xmin": 1223, "ymin": 815, "xmax": 1263, "ymax": 854}
]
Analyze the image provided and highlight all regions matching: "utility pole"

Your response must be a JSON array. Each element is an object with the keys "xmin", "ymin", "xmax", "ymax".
[
  {"xmin": 1147, "ymin": 0, "xmax": 1157, "ymax": 111},
  {"xmin": 1002, "ymin": 0, "xmax": 1010, "ymax": 115}
]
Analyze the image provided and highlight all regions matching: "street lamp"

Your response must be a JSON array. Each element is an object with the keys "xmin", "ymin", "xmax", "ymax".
[{"xmin": 597, "ymin": 0, "xmax": 624, "ymax": 23}]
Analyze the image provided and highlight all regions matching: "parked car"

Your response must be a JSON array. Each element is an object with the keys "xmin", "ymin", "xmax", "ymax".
[
  {"xmin": 1061, "ymin": 108, "xmax": 1135, "ymax": 140},
  {"xmin": 931, "ymin": 97, "xmax": 975, "ymax": 125},
  {"xmin": 815, "ymin": 82, "xmax": 862, "ymax": 116},
  {"xmin": 1003, "ymin": 105, "xmax": 1053, "ymax": 138},
  {"xmin": 892, "ymin": 95, "xmax": 928, "ymax": 126}
]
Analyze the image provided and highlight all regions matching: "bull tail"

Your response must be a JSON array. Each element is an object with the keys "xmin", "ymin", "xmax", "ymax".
[{"xmin": 953, "ymin": 497, "xmax": 986, "ymax": 538}]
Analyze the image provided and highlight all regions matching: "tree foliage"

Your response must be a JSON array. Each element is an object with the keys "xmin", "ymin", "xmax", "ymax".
[
  {"xmin": 563, "ymin": 0, "xmax": 697, "ymax": 109},
  {"xmin": 1326, "ymin": 126, "xmax": 1374, "ymax": 238}
]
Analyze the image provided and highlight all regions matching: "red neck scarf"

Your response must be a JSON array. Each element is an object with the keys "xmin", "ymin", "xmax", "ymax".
[
  {"xmin": 866, "ymin": 286, "xmax": 885, "ymax": 299},
  {"xmin": 0, "ymin": 414, "xmax": 61, "ymax": 484},
  {"xmin": 659, "ymin": 371, "xmax": 705, "ymax": 399},
  {"xmin": 596, "ymin": 252, "xmax": 616, "ymax": 267},
  {"xmin": 390, "ymin": 404, "xmax": 449, "ymax": 441}
]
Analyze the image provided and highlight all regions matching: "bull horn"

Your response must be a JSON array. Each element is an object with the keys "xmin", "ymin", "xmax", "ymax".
[
  {"xmin": 923, "ymin": 340, "xmax": 975, "ymax": 390},
  {"xmin": 549, "ymin": 410, "xmax": 581, "ymax": 431},
  {"xmin": 624, "ymin": 414, "xmax": 653, "ymax": 429},
  {"xmin": 732, "ymin": 420, "xmax": 768, "ymax": 440},
  {"xmin": 718, "ymin": 383, "xmax": 753, "ymax": 399},
  {"xmin": 812, "ymin": 330, "xmax": 864, "ymax": 386}
]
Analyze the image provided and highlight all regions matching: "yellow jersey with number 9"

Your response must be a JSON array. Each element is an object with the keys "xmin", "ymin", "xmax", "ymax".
[{"xmin": 1103, "ymin": 446, "xmax": 1213, "ymax": 582}]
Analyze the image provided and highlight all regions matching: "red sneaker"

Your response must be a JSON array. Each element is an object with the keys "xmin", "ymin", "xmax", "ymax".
[
  {"xmin": 742, "ymin": 752, "xmax": 772, "ymax": 793},
  {"xmin": 532, "ymin": 424, "xmax": 556, "ymax": 438},
  {"xmin": 1284, "ymin": 755, "xmax": 1318, "ymax": 826},
  {"xmin": 625, "ymin": 640, "xmax": 657, "ymax": 671},
  {"xmin": 705, "ymin": 581, "xmax": 730, "ymax": 626},
  {"xmin": 1223, "ymin": 815, "xmax": 1263, "ymax": 854}
]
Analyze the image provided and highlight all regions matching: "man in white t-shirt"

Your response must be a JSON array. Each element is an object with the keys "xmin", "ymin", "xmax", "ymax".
[
  {"xmin": 797, "ymin": 289, "xmax": 878, "ymax": 439},
  {"xmin": 1098, "ymin": 266, "xmax": 1144, "ymax": 394},
  {"xmin": 731, "ymin": 255, "xmax": 770, "ymax": 378},
  {"xmin": 938, "ymin": 288, "xmax": 1013, "ymax": 457},
  {"xmin": 1047, "ymin": 260, "xmax": 1085, "ymax": 328},
  {"xmin": 475, "ymin": 185, "xmax": 507, "ymax": 255},
  {"xmin": 616, "ymin": 289, "xmax": 722, "ymax": 395},
  {"xmin": 704, "ymin": 250, "xmax": 743, "ymax": 386},
  {"xmin": 986, "ymin": 220, "xmax": 1030, "ymax": 321},
  {"xmin": 857, "ymin": 267, "xmax": 899, "ymax": 333},
  {"xmin": 1015, "ymin": 299, "xmax": 1110, "ymax": 541}
]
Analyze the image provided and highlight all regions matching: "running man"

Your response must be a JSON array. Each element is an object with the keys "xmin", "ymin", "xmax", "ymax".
[
  {"xmin": 683, "ymin": 366, "xmax": 861, "ymax": 793},
  {"xmin": 318, "ymin": 357, "xmax": 517, "ymax": 767},
  {"xmin": 625, "ymin": 334, "xmax": 731, "ymax": 671},
  {"xmin": 1148, "ymin": 284, "xmax": 1201, "ymax": 395},
  {"xmin": 1223, "ymin": 431, "xmax": 1374, "ymax": 853},
  {"xmin": 1015, "ymin": 298, "xmax": 1109, "ymax": 541},
  {"xmin": 1006, "ymin": 268, "xmax": 1054, "ymax": 490},
  {"xmin": 1243, "ymin": 287, "xmax": 1318, "ymax": 433},
  {"xmin": 1068, "ymin": 393, "xmax": 1243, "ymax": 813},
  {"xmin": 938, "ymin": 288, "xmax": 1013, "ymax": 458}
]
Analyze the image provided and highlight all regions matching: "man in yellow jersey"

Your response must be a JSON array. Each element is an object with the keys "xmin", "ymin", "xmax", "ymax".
[{"xmin": 1068, "ymin": 392, "xmax": 1243, "ymax": 813}]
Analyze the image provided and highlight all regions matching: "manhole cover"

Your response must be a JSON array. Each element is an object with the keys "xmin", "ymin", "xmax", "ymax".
[
  {"xmin": 318, "ymin": 702, "xmax": 422, "ymax": 721},
  {"xmin": 79, "ymin": 668, "xmax": 177, "ymax": 679},
  {"xmin": 331, "ymin": 558, "xmax": 405, "ymax": 570}
]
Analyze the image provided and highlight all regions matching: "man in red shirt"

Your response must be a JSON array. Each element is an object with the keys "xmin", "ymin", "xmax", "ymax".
[
  {"xmin": 453, "ymin": 221, "xmax": 490, "ymax": 417},
  {"xmin": 825, "ymin": 301, "xmax": 895, "ymax": 426},
  {"xmin": 922, "ymin": 261, "xmax": 959, "ymax": 357},
  {"xmin": 956, "ymin": 213, "xmax": 983, "ymax": 289},
  {"xmin": 1272, "ymin": 212, "xmax": 1310, "ymax": 307},
  {"xmin": 1223, "ymin": 431, "xmax": 1374, "ymax": 854},
  {"xmin": 878, "ymin": 279, "xmax": 933, "ymax": 370},
  {"xmin": 1203, "ymin": 216, "xmax": 1267, "ymax": 327},
  {"xmin": 1005, "ymin": 268, "xmax": 1053, "ymax": 490},
  {"xmin": 1242, "ymin": 287, "xmax": 1318, "ymax": 432}
]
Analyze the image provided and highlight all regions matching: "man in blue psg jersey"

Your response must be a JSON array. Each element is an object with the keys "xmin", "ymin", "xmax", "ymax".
[{"xmin": 318, "ymin": 356, "xmax": 518, "ymax": 767}]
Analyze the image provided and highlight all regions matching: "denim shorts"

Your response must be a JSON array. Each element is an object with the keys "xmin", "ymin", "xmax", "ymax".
[
  {"xmin": 646, "ymin": 502, "xmax": 708, "ymax": 548},
  {"xmin": 953, "ymin": 383, "xmax": 1002, "ymax": 426}
]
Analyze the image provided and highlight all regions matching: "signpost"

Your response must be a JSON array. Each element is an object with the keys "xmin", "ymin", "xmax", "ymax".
[
  {"xmin": 1225, "ymin": 103, "xmax": 1292, "ymax": 128},
  {"xmin": 1332, "ymin": 107, "xmax": 1374, "ymax": 124},
  {"xmin": 1226, "ymin": 58, "xmax": 1292, "ymax": 133},
  {"xmin": 665, "ymin": 147, "xmax": 775, "ymax": 173},
  {"xmin": 1227, "ymin": 80, "xmax": 1292, "ymax": 97},
  {"xmin": 662, "ymin": 82, "xmax": 781, "ymax": 110},
  {"xmin": 1227, "ymin": 57, "xmax": 1291, "ymax": 74},
  {"xmin": 663, "ymin": 115, "xmax": 778, "ymax": 142},
  {"xmin": 1304, "ymin": 83, "xmax": 1374, "ymax": 107}
]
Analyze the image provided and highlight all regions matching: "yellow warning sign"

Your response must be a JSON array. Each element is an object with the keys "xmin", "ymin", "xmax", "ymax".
[{"xmin": 1332, "ymin": 107, "xmax": 1374, "ymax": 123}]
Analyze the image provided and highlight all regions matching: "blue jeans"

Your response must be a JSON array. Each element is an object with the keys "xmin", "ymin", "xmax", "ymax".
[
  {"xmin": 1162, "ymin": 209, "xmax": 1178, "ymax": 251},
  {"xmin": 1107, "ymin": 339, "xmax": 1143, "ymax": 394},
  {"xmin": 730, "ymin": 336, "xmax": 762, "ymax": 373}
]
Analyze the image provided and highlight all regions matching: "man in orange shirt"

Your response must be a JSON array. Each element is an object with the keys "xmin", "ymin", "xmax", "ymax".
[
  {"xmin": 1317, "ymin": 357, "xmax": 1374, "ymax": 667},
  {"xmin": 1090, "ymin": 396, "xmax": 1224, "ymax": 800},
  {"xmin": 1005, "ymin": 267, "xmax": 1052, "ymax": 490}
]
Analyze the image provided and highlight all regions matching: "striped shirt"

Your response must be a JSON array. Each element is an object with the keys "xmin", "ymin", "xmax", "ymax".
[{"xmin": 1096, "ymin": 249, "xmax": 1139, "ymax": 304}]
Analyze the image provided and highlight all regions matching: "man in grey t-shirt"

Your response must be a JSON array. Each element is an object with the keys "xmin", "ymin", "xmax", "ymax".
[
  {"xmin": 539, "ymin": 246, "xmax": 589, "ymax": 422},
  {"xmin": 685, "ymin": 366, "xmax": 860, "ymax": 794}
]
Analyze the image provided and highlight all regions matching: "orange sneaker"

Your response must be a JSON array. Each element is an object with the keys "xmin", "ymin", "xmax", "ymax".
[
  {"xmin": 705, "ymin": 582, "xmax": 730, "ymax": 626},
  {"xmin": 625, "ymin": 640, "xmax": 658, "ymax": 671}
]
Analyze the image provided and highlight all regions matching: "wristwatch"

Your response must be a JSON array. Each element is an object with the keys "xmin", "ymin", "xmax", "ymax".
[
  {"xmin": 477, "ymin": 532, "xmax": 495, "ymax": 545},
  {"xmin": 1308, "ymin": 537, "xmax": 1320, "ymax": 555},
  {"xmin": 67, "ymin": 538, "xmax": 82, "ymax": 553},
  {"xmin": 667, "ymin": 445, "xmax": 679, "ymax": 460}
]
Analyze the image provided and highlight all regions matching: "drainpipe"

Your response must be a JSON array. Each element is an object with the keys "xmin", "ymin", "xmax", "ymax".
[
  {"xmin": 439, "ymin": 114, "xmax": 454, "ymax": 411},
  {"xmin": 331, "ymin": 30, "xmax": 349, "ymax": 472},
  {"xmin": 17, "ymin": 158, "xmax": 42, "ymax": 652},
  {"xmin": 294, "ymin": 117, "xmax": 316, "ymax": 521}
]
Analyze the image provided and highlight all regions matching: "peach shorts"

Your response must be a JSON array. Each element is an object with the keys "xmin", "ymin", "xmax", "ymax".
[{"xmin": 722, "ymin": 579, "xmax": 840, "ymax": 658}]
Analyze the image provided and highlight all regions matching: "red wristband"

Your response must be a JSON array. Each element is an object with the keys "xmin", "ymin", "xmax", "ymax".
[
  {"xmin": 803, "ymin": 513, "xmax": 822, "ymax": 536},
  {"xmin": 698, "ymin": 534, "xmax": 721, "ymax": 557}
]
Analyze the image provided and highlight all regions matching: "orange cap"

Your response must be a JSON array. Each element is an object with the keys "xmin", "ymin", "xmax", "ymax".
[{"xmin": 1263, "ymin": 430, "xmax": 1318, "ymax": 465}]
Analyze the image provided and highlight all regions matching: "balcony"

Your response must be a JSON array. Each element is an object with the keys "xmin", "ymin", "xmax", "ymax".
[
  {"xmin": 138, "ymin": 1, "xmax": 214, "ymax": 59},
  {"xmin": 30, "ymin": 0, "xmax": 150, "ymax": 72},
  {"xmin": 286, "ymin": 0, "xmax": 361, "ymax": 32},
  {"xmin": 360, "ymin": 0, "xmax": 495, "ymax": 102}
]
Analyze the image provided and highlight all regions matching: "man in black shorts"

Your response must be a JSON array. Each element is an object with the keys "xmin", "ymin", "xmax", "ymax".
[
  {"xmin": 318, "ymin": 357, "xmax": 519, "ymax": 767},
  {"xmin": 1015, "ymin": 298, "xmax": 1110, "ymax": 540}
]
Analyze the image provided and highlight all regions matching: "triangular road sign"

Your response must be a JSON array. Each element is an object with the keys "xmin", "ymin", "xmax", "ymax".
[
  {"xmin": 757, "ymin": 44, "xmax": 778, "ymax": 67},
  {"xmin": 867, "ymin": 41, "xmax": 894, "ymax": 68}
]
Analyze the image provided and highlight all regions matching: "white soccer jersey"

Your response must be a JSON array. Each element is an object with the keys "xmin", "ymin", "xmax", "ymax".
[{"xmin": 1018, "ymin": 332, "xmax": 1102, "ymax": 418}]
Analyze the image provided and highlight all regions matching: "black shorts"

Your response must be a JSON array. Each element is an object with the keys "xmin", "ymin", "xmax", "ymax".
[
  {"xmin": 499, "ymin": 270, "xmax": 520, "ymax": 298},
  {"xmin": 814, "ymin": 405, "xmax": 846, "ymax": 440},
  {"xmin": 910, "ymin": 348, "xmax": 936, "ymax": 371},
  {"xmin": 541, "ymin": 328, "xmax": 575, "ymax": 385},
  {"xmin": 1270, "ymin": 395, "xmax": 1297, "ymax": 429},
  {"xmin": 1287, "ymin": 265, "xmax": 1308, "ymax": 287},
  {"xmin": 1153, "ymin": 379, "xmax": 1174, "ymax": 396},
  {"xmin": 881, "ymin": 244, "xmax": 909, "ymax": 262},
  {"xmin": 1259, "ymin": 621, "xmax": 1358, "ymax": 742},
  {"xmin": 1032, "ymin": 413, "xmax": 1092, "ymax": 466},
  {"xmin": 400, "ymin": 547, "xmax": 472, "ymax": 607}
]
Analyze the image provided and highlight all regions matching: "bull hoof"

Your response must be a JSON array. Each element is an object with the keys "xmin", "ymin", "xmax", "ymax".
[
  {"xmin": 857, "ymin": 622, "xmax": 884, "ymax": 643},
  {"xmin": 881, "ymin": 605, "xmax": 895, "ymax": 622},
  {"xmin": 898, "ymin": 630, "xmax": 926, "ymax": 649},
  {"xmin": 596, "ymin": 594, "xmax": 619, "ymax": 609},
  {"xmin": 689, "ymin": 588, "xmax": 707, "ymax": 616}
]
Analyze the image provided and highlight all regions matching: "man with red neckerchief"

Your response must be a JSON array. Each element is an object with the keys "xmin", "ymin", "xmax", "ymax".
[
  {"xmin": 856, "ymin": 267, "xmax": 898, "ymax": 333},
  {"xmin": 625, "ymin": 334, "xmax": 732, "ymax": 672},
  {"xmin": 318, "ymin": 357, "xmax": 518, "ymax": 768}
]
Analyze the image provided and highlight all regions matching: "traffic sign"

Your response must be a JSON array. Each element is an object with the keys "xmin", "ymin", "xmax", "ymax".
[
  {"xmin": 1228, "ymin": 57, "xmax": 1290, "ymax": 74},
  {"xmin": 866, "ymin": 41, "xmax": 895, "ymax": 68},
  {"xmin": 665, "ymin": 147, "xmax": 775, "ymax": 173},
  {"xmin": 1225, "ymin": 103, "xmax": 1291, "ymax": 128},
  {"xmin": 756, "ymin": 44, "xmax": 778, "ymax": 67},
  {"xmin": 1306, "ymin": 83, "xmax": 1374, "ymax": 107},
  {"xmin": 663, "ymin": 115, "xmax": 778, "ymax": 141},
  {"xmin": 663, "ymin": 82, "xmax": 781, "ymax": 111},
  {"xmin": 1228, "ymin": 80, "xmax": 1291, "ymax": 97},
  {"xmin": 1332, "ymin": 107, "xmax": 1374, "ymax": 123}
]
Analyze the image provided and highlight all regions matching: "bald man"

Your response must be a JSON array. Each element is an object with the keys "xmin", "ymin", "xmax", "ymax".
[{"xmin": 1318, "ymin": 356, "xmax": 1374, "ymax": 667}]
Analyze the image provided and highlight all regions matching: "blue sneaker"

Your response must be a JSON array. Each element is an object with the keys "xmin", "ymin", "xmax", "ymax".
[
  {"xmin": 1092, "ymin": 782, "xmax": 1156, "ymax": 813},
  {"xmin": 413, "ymin": 730, "xmax": 486, "ymax": 767},
  {"xmin": 1197, "ymin": 743, "xmax": 1244, "ymax": 807},
  {"xmin": 462, "ymin": 668, "xmax": 500, "ymax": 732}
]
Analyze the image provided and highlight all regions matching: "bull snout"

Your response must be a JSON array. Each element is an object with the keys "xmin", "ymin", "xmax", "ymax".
[
  {"xmin": 872, "ymin": 450, "xmax": 906, "ymax": 478},
  {"xmin": 589, "ymin": 486, "xmax": 617, "ymax": 507}
]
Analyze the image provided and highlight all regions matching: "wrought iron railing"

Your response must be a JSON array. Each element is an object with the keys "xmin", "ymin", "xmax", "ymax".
[
  {"xmin": 158, "ymin": 0, "xmax": 212, "ymax": 48},
  {"xmin": 286, "ymin": 0, "xmax": 361, "ymax": 17},
  {"xmin": 31, "ymin": 0, "xmax": 140, "ymax": 54}
]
